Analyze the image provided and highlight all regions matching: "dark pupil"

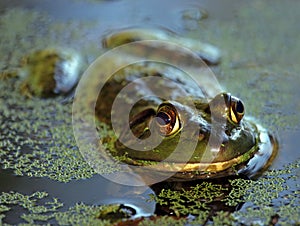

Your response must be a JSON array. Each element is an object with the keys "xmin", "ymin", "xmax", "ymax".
[
  {"xmin": 236, "ymin": 100, "xmax": 244, "ymax": 114},
  {"xmin": 156, "ymin": 112, "xmax": 171, "ymax": 126}
]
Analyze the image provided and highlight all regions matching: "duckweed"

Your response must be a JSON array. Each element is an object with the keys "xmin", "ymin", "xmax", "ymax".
[
  {"xmin": 0, "ymin": 2, "xmax": 300, "ymax": 225},
  {"xmin": 0, "ymin": 8, "xmax": 119, "ymax": 182},
  {"xmin": 139, "ymin": 216, "xmax": 188, "ymax": 226},
  {"xmin": 194, "ymin": 2, "xmax": 300, "ymax": 133},
  {"xmin": 148, "ymin": 159, "xmax": 300, "ymax": 224},
  {"xmin": 54, "ymin": 203, "xmax": 111, "ymax": 226},
  {"xmin": 0, "ymin": 67, "xmax": 123, "ymax": 182},
  {"xmin": 1, "ymin": 158, "xmax": 298, "ymax": 225},
  {"xmin": 0, "ymin": 191, "xmax": 111, "ymax": 225},
  {"xmin": 150, "ymin": 182, "xmax": 228, "ymax": 216}
]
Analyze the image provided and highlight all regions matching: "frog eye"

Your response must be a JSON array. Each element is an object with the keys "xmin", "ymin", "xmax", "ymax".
[
  {"xmin": 209, "ymin": 93, "xmax": 245, "ymax": 125},
  {"xmin": 229, "ymin": 97, "xmax": 245, "ymax": 124},
  {"xmin": 155, "ymin": 104, "xmax": 181, "ymax": 136}
]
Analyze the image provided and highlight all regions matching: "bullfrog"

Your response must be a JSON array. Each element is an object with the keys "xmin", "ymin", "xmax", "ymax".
[{"xmin": 74, "ymin": 28, "xmax": 278, "ymax": 183}]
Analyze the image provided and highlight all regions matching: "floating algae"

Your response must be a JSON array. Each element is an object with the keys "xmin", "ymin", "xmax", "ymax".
[{"xmin": 0, "ymin": 2, "xmax": 300, "ymax": 225}]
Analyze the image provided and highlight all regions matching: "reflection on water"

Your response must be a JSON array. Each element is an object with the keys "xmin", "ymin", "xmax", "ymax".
[
  {"xmin": 0, "ymin": 169, "xmax": 156, "ymax": 218},
  {"xmin": 272, "ymin": 130, "xmax": 300, "ymax": 169}
]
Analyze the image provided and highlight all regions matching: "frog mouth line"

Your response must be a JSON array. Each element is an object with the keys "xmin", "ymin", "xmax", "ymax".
[
  {"xmin": 125, "ymin": 144, "xmax": 258, "ymax": 173},
  {"xmin": 121, "ymin": 128, "xmax": 277, "ymax": 180}
]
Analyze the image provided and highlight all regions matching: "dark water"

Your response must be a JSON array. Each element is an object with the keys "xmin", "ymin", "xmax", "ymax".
[
  {"xmin": 0, "ymin": 0, "xmax": 299, "ymax": 224},
  {"xmin": 0, "ymin": 170, "xmax": 155, "ymax": 217}
]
